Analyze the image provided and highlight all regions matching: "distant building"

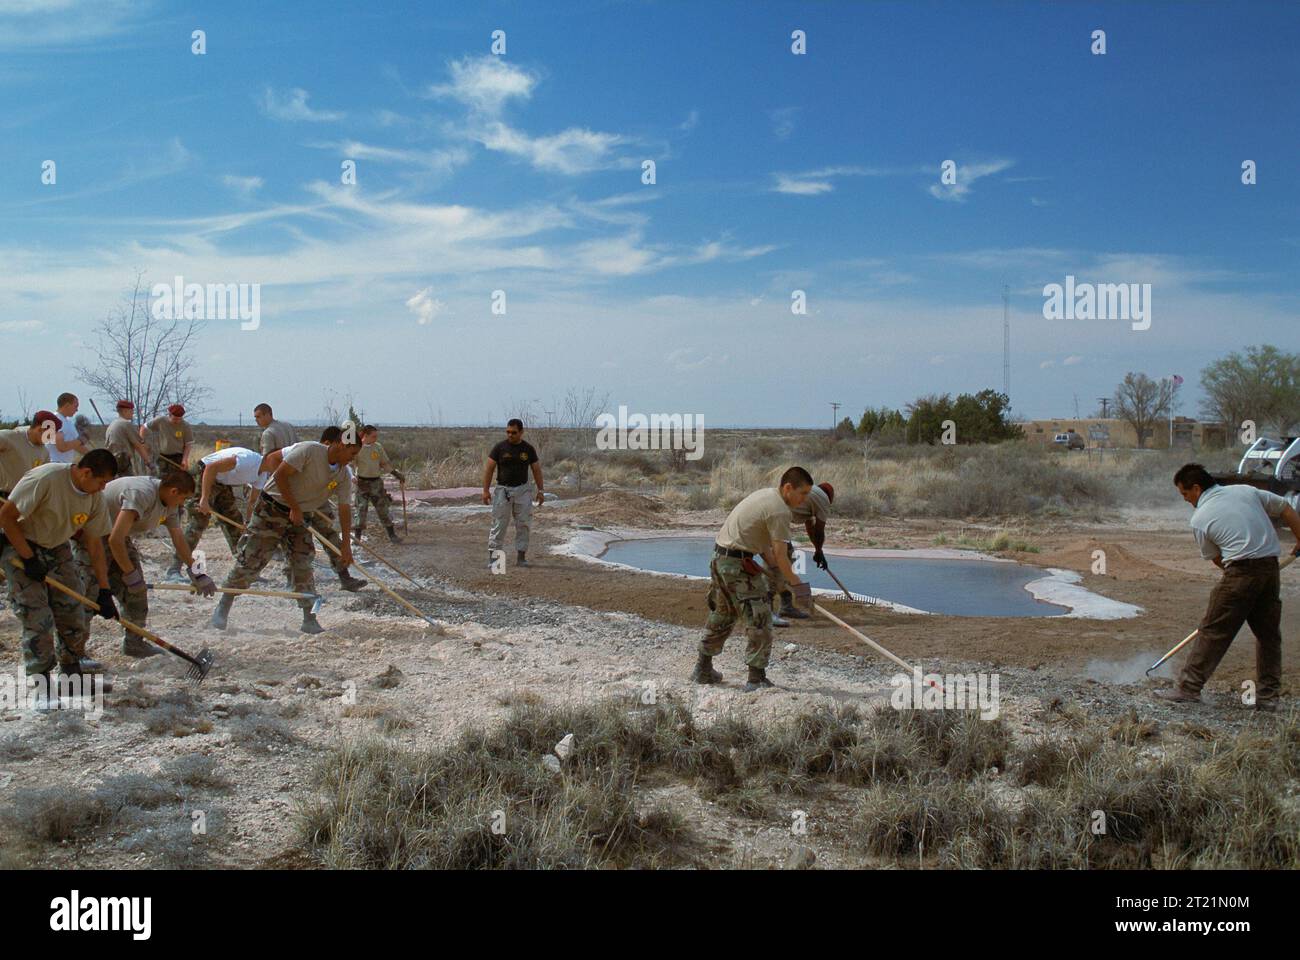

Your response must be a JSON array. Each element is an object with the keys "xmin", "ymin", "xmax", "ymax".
[{"xmin": 1018, "ymin": 417, "xmax": 1227, "ymax": 450}]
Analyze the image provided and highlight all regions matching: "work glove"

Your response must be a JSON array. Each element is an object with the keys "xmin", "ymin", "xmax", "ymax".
[
  {"xmin": 813, "ymin": 549, "xmax": 828, "ymax": 571},
  {"xmin": 122, "ymin": 566, "xmax": 148, "ymax": 595},
  {"xmin": 22, "ymin": 554, "xmax": 49, "ymax": 583},
  {"xmin": 188, "ymin": 567, "xmax": 217, "ymax": 597},
  {"xmin": 96, "ymin": 588, "xmax": 119, "ymax": 621},
  {"xmin": 391, "ymin": 470, "xmax": 405, "ymax": 483}
]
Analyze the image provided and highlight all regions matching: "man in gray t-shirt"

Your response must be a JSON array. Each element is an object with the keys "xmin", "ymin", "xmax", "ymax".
[{"xmin": 1157, "ymin": 464, "xmax": 1300, "ymax": 711}]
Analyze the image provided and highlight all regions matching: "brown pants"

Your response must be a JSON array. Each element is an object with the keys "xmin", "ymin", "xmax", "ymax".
[{"xmin": 1178, "ymin": 557, "xmax": 1282, "ymax": 702}]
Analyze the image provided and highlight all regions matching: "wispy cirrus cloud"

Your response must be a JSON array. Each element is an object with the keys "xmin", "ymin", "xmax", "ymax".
[
  {"xmin": 772, "ymin": 165, "xmax": 889, "ymax": 195},
  {"xmin": 425, "ymin": 55, "xmax": 537, "ymax": 116},
  {"xmin": 259, "ymin": 87, "xmax": 344, "ymax": 122},
  {"xmin": 0, "ymin": 0, "xmax": 152, "ymax": 48},
  {"xmin": 221, "ymin": 174, "xmax": 264, "ymax": 197},
  {"xmin": 928, "ymin": 158, "xmax": 1014, "ymax": 201}
]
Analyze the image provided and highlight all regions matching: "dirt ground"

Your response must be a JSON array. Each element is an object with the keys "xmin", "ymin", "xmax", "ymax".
[{"xmin": 0, "ymin": 491, "xmax": 1295, "ymax": 869}]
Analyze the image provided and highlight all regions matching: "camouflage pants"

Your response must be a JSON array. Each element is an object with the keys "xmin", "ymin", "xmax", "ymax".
[
  {"xmin": 700, "ymin": 554, "xmax": 773, "ymax": 670},
  {"xmin": 182, "ymin": 476, "xmax": 243, "ymax": 556},
  {"xmin": 152, "ymin": 453, "xmax": 185, "ymax": 478},
  {"xmin": 353, "ymin": 476, "xmax": 393, "ymax": 529},
  {"xmin": 294, "ymin": 502, "xmax": 349, "ymax": 582},
  {"xmin": 223, "ymin": 498, "xmax": 316, "ymax": 613},
  {"xmin": 73, "ymin": 535, "xmax": 148, "ymax": 644},
  {"xmin": 113, "ymin": 451, "xmax": 134, "ymax": 477},
  {"xmin": 762, "ymin": 542, "xmax": 797, "ymax": 601},
  {"xmin": 2, "ymin": 541, "xmax": 90, "ymax": 674}
]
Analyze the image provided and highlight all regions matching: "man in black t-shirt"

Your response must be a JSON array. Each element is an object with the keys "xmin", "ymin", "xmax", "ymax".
[{"xmin": 482, "ymin": 418, "xmax": 544, "ymax": 567}]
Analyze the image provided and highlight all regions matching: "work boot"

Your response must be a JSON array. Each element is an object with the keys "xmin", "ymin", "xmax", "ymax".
[
  {"xmin": 77, "ymin": 656, "xmax": 105, "ymax": 673},
  {"xmin": 691, "ymin": 655, "xmax": 722, "ymax": 685},
  {"xmin": 300, "ymin": 611, "xmax": 325, "ymax": 635},
  {"xmin": 385, "ymin": 524, "xmax": 402, "ymax": 544},
  {"xmin": 27, "ymin": 672, "xmax": 59, "ymax": 712},
  {"xmin": 1153, "ymin": 686, "xmax": 1202, "ymax": 705},
  {"xmin": 210, "ymin": 594, "xmax": 234, "ymax": 630},
  {"xmin": 516, "ymin": 550, "xmax": 528, "ymax": 567},
  {"xmin": 163, "ymin": 560, "xmax": 185, "ymax": 583},
  {"xmin": 778, "ymin": 591, "xmax": 811, "ymax": 619},
  {"xmin": 58, "ymin": 662, "xmax": 112, "ymax": 695},
  {"xmin": 122, "ymin": 634, "xmax": 162, "ymax": 659},
  {"xmin": 744, "ymin": 668, "xmax": 774, "ymax": 692},
  {"xmin": 339, "ymin": 572, "xmax": 367, "ymax": 592},
  {"xmin": 1255, "ymin": 698, "xmax": 1280, "ymax": 714},
  {"xmin": 352, "ymin": 526, "xmax": 364, "ymax": 543}
]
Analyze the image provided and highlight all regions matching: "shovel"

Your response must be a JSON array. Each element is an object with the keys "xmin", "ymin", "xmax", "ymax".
[
  {"xmin": 2, "ymin": 559, "xmax": 213, "ymax": 682},
  {"xmin": 1146, "ymin": 551, "xmax": 1297, "ymax": 676}
]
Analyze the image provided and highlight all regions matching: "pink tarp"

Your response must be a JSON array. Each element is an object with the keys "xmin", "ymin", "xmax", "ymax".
[{"xmin": 382, "ymin": 483, "xmax": 481, "ymax": 501}]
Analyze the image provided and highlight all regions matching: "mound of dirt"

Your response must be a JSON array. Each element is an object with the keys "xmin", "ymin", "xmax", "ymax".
[
  {"xmin": 1036, "ymin": 538, "xmax": 1166, "ymax": 580},
  {"xmin": 564, "ymin": 491, "xmax": 672, "ymax": 528}
]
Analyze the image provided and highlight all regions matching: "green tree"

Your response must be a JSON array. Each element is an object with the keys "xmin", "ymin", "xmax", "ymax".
[{"xmin": 1199, "ymin": 345, "xmax": 1300, "ymax": 436}]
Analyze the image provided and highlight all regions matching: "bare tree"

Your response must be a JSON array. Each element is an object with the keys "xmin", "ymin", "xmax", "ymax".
[
  {"xmin": 1113, "ymin": 372, "xmax": 1175, "ymax": 449},
  {"xmin": 560, "ymin": 386, "xmax": 610, "ymax": 492},
  {"xmin": 74, "ymin": 272, "xmax": 210, "ymax": 425},
  {"xmin": 15, "ymin": 388, "xmax": 32, "ymax": 422}
]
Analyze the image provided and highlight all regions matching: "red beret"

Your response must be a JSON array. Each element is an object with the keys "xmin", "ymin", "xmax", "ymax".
[
  {"xmin": 818, "ymin": 481, "xmax": 834, "ymax": 504},
  {"xmin": 32, "ymin": 410, "xmax": 62, "ymax": 430},
  {"xmin": 116, "ymin": 399, "xmax": 134, "ymax": 409},
  {"xmin": 168, "ymin": 403, "xmax": 185, "ymax": 416}
]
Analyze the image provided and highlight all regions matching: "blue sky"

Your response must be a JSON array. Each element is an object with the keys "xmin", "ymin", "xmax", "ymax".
[{"xmin": 3, "ymin": 0, "xmax": 1297, "ymax": 427}]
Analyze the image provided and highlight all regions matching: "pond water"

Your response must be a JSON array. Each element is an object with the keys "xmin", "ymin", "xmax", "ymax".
[{"xmin": 599, "ymin": 537, "xmax": 1070, "ymax": 618}]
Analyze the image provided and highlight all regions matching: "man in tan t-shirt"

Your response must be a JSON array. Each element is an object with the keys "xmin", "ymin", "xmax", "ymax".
[
  {"xmin": 352, "ymin": 425, "xmax": 405, "ymax": 543},
  {"xmin": 105, "ymin": 400, "xmax": 151, "ymax": 477},
  {"xmin": 74, "ymin": 472, "xmax": 215, "ymax": 658},
  {"xmin": 695, "ymin": 466, "xmax": 813, "ymax": 691},
  {"xmin": 0, "ymin": 411, "xmax": 57, "ymax": 496},
  {"xmin": 0, "ymin": 451, "xmax": 119, "ymax": 685},
  {"xmin": 141, "ymin": 403, "xmax": 194, "ymax": 475},
  {"xmin": 211, "ymin": 434, "xmax": 361, "ymax": 633}
]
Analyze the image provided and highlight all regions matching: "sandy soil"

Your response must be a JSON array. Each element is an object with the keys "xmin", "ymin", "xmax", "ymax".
[{"xmin": 0, "ymin": 491, "xmax": 1295, "ymax": 869}]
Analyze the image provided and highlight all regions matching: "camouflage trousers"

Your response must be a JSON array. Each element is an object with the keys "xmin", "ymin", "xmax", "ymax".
[
  {"xmin": 112, "ymin": 451, "xmax": 134, "ymax": 477},
  {"xmin": 73, "ymin": 535, "xmax": 148, "ymax": 645},
  {"xmin": 2, "ymin": 541, "xmax": 90, "ymax": 675},
  {"xmin": 222, "ymin": 498, "xmax": 316, "ymax": 613},
  {"xmin": 182, "ymin": 476, "xmax": 243, "ymax": 556},
  {"xmin": 152, "ymin": 453, "xmax": 185, "ymax": 478},
  {"xmin": 700, "ymin": 554, "xmax": 773, "ymax": 670},
  {"xmin": 761, "ymin": 542, "xmax": 797, "ymax": 601},
  {"xmin": 298, "ymin": 502, "xmax": 349, "ymax": 581},
  {"xmin": 353, "ymin": 476, "xmax": 393, "ymax": 529}
]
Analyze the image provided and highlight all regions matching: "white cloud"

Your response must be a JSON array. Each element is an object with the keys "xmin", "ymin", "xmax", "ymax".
[
  {"xmin": 1063, "ymin": 355, "xmax": 1084, "ymax": 365},
  {"xmin": 928, "ymin": 159, "xmax": 1014, "ymax": 202},
  {"xmin": 0, "ymin": 0, "xmax": 150, "ymax": 48},
  {"xmin": 259, "ymin": 87, "xmax": 344, "ymax": 123},
  {"xmin": 221, "ymin": 174, "xmax": 264, "ymax": 196},
  {"xmin": 476, "ymin": 121, "xmax": 626, "ymax": 175},
  {"xmin": 773, "ymin": 165, "xmax": 893, "ymax": 196},
  {"xmin": 667, "ymin": 348, "xmax": 727, "ymax": 372},
  {"xmin": 406, "ymin": 287, "xmax": 445, "ymax": 325},
  {"xmin": 679, "ymin": 110, "xmax": 699, "ymax": 131},
  {"xmin": 0, "ymin": 318, "xmax": 42, "ymax": 332},
  {"xmin": 425, "ymin": 55, "xmax": 537, "ymax": 116}
]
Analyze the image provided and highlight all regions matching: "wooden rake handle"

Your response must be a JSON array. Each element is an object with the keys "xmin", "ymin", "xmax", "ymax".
[{"xmin": 813, "ymin": 602, "xmax": 944, "ymax": 693}]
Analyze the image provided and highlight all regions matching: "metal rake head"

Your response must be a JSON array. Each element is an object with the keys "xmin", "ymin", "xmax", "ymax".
[{"xmin": 185, "ymin": 648, "xmax": 215, "ymax": 683}]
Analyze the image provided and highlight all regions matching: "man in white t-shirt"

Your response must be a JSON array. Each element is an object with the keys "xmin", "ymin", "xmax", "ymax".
[
  {"xmin": 172, "ymin": 445, "xmax": 270, "ymax": 579},
  {"xmin": 46, "ymin": 392, "xmax": 90, "ymax": 464},
  {"xmin": 1157, "ymin": 464, "xmax": 1300, "ymax": 712}
]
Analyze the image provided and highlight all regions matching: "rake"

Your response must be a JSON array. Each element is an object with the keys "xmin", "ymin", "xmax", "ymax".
[
  {"xmin": 813, "ymin": 602, "xmax": 944, "ymax": 694},
  {"xmin": 149, "ymin": 581, "xmax": 324, "ymax": 616},
  {"xmin": 823, "ymin": 563, "xmax": 879, "ymax": 606},
  {"xmin": 1145, "ymin": 550, "xmax": 1297, "ymax": 677},
  {"xmin": 3, "ymin": 558, "xmax": 214, "ymax": 682}
]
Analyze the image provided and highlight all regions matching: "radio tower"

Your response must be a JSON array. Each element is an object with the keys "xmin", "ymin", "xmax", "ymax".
[{"xmin": 1002, "ymin": 284, "xmax": 1011, "ymax": 399}]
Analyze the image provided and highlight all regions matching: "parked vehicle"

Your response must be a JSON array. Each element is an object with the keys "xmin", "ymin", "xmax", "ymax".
[{"xmin": 1052, "ymin": 432, "xmax": 1085, "ymax": 450}]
